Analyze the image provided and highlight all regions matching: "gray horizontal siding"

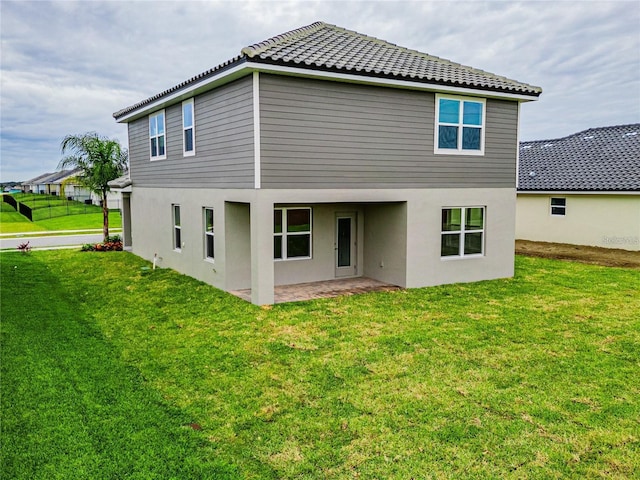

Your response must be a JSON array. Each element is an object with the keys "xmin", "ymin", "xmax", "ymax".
[
  {"xmin": 128, "ymin": 76, "xmax": 254, "ymax": 188},
  {"xmin": 259, "ymin": 74, "xmax": 518, "ymax": 189}
]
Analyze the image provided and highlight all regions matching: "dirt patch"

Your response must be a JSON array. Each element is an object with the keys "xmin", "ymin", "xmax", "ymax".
[{"xmin": 516, "ymin": 240, "xmax": 640, "ymax": 269}]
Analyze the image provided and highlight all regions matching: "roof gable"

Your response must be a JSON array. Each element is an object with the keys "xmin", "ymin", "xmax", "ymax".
[
  {"xmin": 518, "ymin": 124, "xmax": 640, "ymax": 192},
  {"xmin": 114, "ymin": 21, "xmax": 541, "ymax": 120}
]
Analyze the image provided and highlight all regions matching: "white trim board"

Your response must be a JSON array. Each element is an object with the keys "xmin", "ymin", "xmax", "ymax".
[{"xmin": 253, "ymin": 72, "xmax": 261, "ymax": 189}]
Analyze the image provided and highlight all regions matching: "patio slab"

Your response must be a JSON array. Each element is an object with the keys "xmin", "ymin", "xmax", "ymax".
[{"xmin": 231, "ymin": 277, "xmax": 401, "ymax": 304}]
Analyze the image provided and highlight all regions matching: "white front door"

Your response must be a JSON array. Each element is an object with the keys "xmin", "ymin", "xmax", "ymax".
[{"xmin": 335, "ymin": 213, "xmax": 357, "ymax": 277}]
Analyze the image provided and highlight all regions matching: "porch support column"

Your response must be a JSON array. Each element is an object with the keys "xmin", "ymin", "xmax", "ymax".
[{"xmin": 250, "ymin": 195, "xmax": 274, "ymax": 305}]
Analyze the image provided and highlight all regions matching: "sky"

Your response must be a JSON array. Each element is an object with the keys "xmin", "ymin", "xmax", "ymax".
[{"xmin": 1, "ymin": 0, "xmax": 639, "ymax": 182}]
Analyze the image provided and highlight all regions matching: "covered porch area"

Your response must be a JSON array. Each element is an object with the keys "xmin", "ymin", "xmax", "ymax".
[{"xmin": 224, "ymin": 195, "xmax": 408, "ymax": 305}]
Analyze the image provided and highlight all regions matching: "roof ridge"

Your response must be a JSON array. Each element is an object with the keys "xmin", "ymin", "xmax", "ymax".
[
  {"xmin": 241, "ymin": 21, "xmax": 327, "ymax": 57},
  {"xmin": 521, "ymin": 123, "xmax": 640, "ymax": 144}
]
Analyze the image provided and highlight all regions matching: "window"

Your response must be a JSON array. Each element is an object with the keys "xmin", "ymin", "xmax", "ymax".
[
  {"xmin": 149, "ymin": 111, "xmax": 166, "ymax": 160},
  {"xmin": 182, "ymin": 99, "xmax": 195, "ymax": 156},
  {"xmin": 550, "ymin": 198, "xmax": 566, "ymax": 216},
  {"xmin": 172, "ymin": 204, "xmax": 181, "ymax": 251},
  {"xmin": 274, "ymin": 208, "xmax": 312, "ymax": 260},
  {"xmin": 441, "ymin": 207, "xmax": 485, "ymax": 257},
  {"xmin": 204, "ymin": 207, "xmax": 214, "ymax": 260},
  {"xmin": 435, "ymin": 95, "xmax": 485, "ymax": 154}
]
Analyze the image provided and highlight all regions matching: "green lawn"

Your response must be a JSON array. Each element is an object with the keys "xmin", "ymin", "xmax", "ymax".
[
  {"xmin": 1, "ymin": 251, "xmax": 638, "ymax": 479},
  {"xmin": 0, "ymin": 200, "xmax": 121, "ymax": 234}
]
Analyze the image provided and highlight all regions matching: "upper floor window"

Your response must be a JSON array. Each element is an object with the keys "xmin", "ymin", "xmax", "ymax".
[
  {"xmin": 274, "ymin": 208, "xmax": 312, "ymax": 260},
  {"xmin": 441, "ymin": 206, "xmax": 485, "ymax": 258},
  {"xmin": 149, "ymin": 111, "xmax": 166, "ymax": 160},
  {"xmin": 435, "ymin": 95, "xmax": 485, "ymax": 155},
  {"xmin": 182, "ymin": 99, "xmax": 195, "ymax": 156},
  {"xmin": 203, "ymin": 207, "xmax": 214, "ymax": 260},
  {"xmin": 550, "ymin": 197, "xmax": 566, "ymax": 216}
]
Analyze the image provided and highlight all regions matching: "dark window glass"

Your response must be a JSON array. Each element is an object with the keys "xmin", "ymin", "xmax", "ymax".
[
  {"xmin": 287, "ymin": 209, "xmax": 311, "ymax": 232},
  {"xmin": 287, "ymin": 234, "xmax": 310, "ymax": 258},
  {"xmin": 464, "ymin": 232, "xmax": 483, "ymax": 255},
  {"xmin": 441, "ymin": 233, "xmax": 460, "ymax": 256},
  {"xmin": 442, "ymin": 208, "xmax": 462, "ymax": 231},
  {"xmin": 337, "ymin": 218, "xmax": 351, "ymax": 267},
  {"xmin": 175, "ymin": 228, "xmax": 181, "ymax": 250},
  {"xmin": 206, "ymin": 235, "xmax": 214, "ymax": 259},
  {"xmin": 274, "ymin": 210, "xmax": 282, "ymax": 234},
  {"xmin": 184, "ymin": 128, "xmax": 193, "ymax": 152},
  {"xmin": 465, "ymin": 208, "xmax": 484, "ymax": 230},
  {"xmin": 462, "ymin": 127, "xmax": 481, "ymax": 150},
  {"xmin": 274, "ymin": 236, "xmax": 282, "ymax": 259},
  {"xmin": 438, "ymin": 126, "xmax": 458, "ymax": 149},
  {"xmin": 173, "ymin": 206, "xmax": 180, "ymax": 226}
]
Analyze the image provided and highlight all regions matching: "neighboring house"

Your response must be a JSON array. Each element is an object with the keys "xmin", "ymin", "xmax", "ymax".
[
  {"xmin": 516, "ymin": 124, "xmax": 640, "ymax": 251},
  {"xmin": 22, "ymin": 172, "xmax": 53, "ymax": 194},
  {"xmin": 112, "ymin": 21, "xmax": 541, "ymax": 305},
  {"xmin": 49, "ymin": 168, "xmax": 82, "ymax": 197}
]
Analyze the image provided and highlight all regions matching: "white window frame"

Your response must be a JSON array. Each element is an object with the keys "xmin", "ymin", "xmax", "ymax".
[
  {"xmin": 550, "ymin": 197, "xmax": 566, "ymax": 216},
  {"xmin": 172, "ymin": 204, "xmax": 181, "ymax": 252},
  {"xmin": 149, "ymin": 110, "xmax": 166, "ymax": 160},
  {"xmin": 441, "ymin": 206, "xmax": 485, "ymax": 259},
  {"xmin": 203, "ymin": 207, "xmax": 214, "ymax": 262},
  {"xmin": 182, "ymin": 99, "xmax": 195, "ymax": 157},
  {"xmin": 434, "ymin": 94, "xmax": 486, "ymax": 156},
  {"xmin": 274, "ymin": 207, "xmax": 312, "ymax": 261}
]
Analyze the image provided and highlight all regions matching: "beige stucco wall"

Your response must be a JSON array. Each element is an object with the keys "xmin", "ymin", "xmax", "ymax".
[
  {"xmin": 516, "ymin": 194, "xmax": 640, "ymax": 251},
  {"xmin": 129, "ymin": 187, "xmax": 517, "ymax": 303}
]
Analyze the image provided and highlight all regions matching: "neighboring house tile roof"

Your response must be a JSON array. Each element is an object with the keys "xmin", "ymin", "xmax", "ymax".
[
  {"xmin": 108, "ymin": 172, "xmax": 132, "ymax": 189},
  {"xmin": 22, "ymin": 172, "xmax": 54, "ymax": 186},
  {"xmin": 518, "ymin": 124, "xmax": 640, "ymax": 192},
  {"xmin": 114, "ymin": 21, "xmax": 541, "ymax": 120}
]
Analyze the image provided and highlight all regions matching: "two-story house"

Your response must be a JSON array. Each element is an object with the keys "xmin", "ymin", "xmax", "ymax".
[{"xmin": 113, "ymin": 22, "xmax": 542, "ymax": 305}]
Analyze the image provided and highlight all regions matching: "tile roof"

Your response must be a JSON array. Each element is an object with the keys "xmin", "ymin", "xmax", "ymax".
[
  {"xmin": 114, "ymin": 21, "xmax": 541, "ymax": 120},
  {"xmin": 518, "ymin": 124, "xmax": 640, "ymax": 192},
  {"xmin": 22, "ymin": 172, "xmax": 55, "ymax": 185},
  {"xmin": 242, "ymin": 22, "xmax": 541, "ymax": 94}
]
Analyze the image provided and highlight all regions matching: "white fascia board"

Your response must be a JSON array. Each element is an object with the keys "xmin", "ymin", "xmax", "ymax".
[
  {"xmin": 249, "ymin": 63, "xmax": 540, "ymax": 102},
  {"xmin": 115, "ymin": 63, "xmax": 250, "ymax": 123},
  {"xmin": 517, "ymin": 191, "xmax": 640, "ymax": 196},
  {"xmin": 116, "ymin": 60, "xmax": 539, "ymax": 123}
]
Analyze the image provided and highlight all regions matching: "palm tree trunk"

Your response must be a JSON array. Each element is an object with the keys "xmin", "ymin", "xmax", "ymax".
[{"xmin": 102, "ymin": 192, "xmax": 109, "ymax": 242}]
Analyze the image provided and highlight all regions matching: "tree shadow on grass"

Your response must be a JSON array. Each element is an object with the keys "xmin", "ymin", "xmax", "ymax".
[{"xmin": 0, "ymin": 253, "xmax": 238, "ymax": 479}]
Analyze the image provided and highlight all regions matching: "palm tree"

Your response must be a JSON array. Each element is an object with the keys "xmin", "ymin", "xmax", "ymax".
[{"xmin": 59, "ymin": 132, "xmax": 128, "ymax": 242}]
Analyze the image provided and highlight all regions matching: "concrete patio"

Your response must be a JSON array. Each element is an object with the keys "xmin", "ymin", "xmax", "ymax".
[{"xmin": 231, "ymin": 277, "xmax": 401, "ymax": 304}]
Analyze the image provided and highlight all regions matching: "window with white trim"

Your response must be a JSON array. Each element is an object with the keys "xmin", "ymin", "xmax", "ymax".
[
  {"xmin": 182, "ymin": 99, "xmax": 195, "ymax": 156},
  {"xmin": 435, "ymin": 95, "xmax": 485, "ymax": 155},
  {"xmin": 550, "ymin": 197, "xmax": 566, "ymax": 216},
  {"xmin": 274, "ymin": 208, "xmax": 312, "ymax": 260},
  {"xmin": 204, "ymin": 207, "xmax": 214, "ymax": 260},
  {"xmin": 172, "ymin": 204, "xmax": 181, "ymax": 251},
  {"xmin": 441, "ymin": 207, "xmax": 485, "ymax": 257},
  {"xmin": 149, "ymin": 110, "xmax": 166, "ymax": 160}
]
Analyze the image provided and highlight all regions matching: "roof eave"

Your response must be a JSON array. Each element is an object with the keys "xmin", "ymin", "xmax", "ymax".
[
  {"xmin": 517, "ymin": 189, "xmax": 640, "ymax": 195},
  {"xmin": 113, "ymin": 56, "xmax": 249, "ymax": 123},
  {"xmin": 249, "ymin": 56, "xmax": 542, "ymax": 98}
]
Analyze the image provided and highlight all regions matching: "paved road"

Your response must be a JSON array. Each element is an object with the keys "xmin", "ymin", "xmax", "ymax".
[{"xmin": 0, "ymin": 233, "xmax": 102, "ymax": 250}]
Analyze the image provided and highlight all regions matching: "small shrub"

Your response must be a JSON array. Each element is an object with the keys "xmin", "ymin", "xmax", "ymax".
[
  {"xmin": 81, "ymin": 236, "xmax": 122, "ymax": 252},
  {"xmin": 16, "ymin": 241, "xmax": 31, "ymax": 254}
]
